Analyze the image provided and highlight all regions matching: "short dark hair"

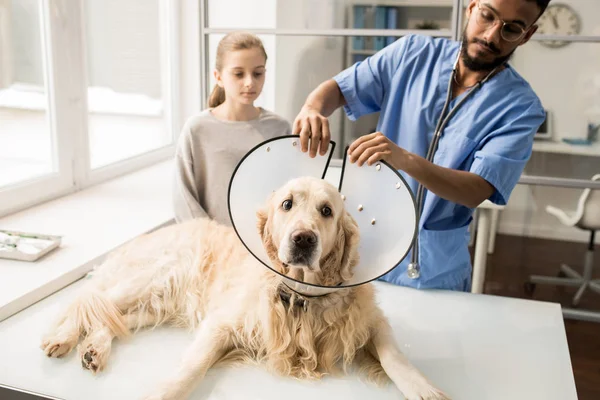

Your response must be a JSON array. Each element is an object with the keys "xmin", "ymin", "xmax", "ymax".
[{"xmin": 529, "ymin": 0, "xmax": 551, "ymax": 15}]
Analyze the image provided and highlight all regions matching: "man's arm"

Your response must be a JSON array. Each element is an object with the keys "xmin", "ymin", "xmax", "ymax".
[
  {"xmin": 294, "ymin": 35, "xmax": 413, "ymax": 158},
  {"xmin": 400, "ymin": 152, "xmax": 494, "ymax": 209},
  {"xmin": 298, "ymin": 83, "xmax": 493, "ymax": 208},
  {"xmin": 301, "ymin": 79, "xmax": 347, "ymax": 118},
  {"xmin": 347, "ymin": 132, "xmax": 494, "ymax": 208},
  {"xmin": 293, "ymin": 79, "xmax": 346, "ymax": 158}
]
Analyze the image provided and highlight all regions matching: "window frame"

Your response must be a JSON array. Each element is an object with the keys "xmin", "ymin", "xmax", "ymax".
[{"xmin": 0, "ymin": 0, "xmax": 183, "ymax": 218}]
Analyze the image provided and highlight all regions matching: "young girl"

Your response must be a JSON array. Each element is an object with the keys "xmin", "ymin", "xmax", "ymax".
[{"xmin": 173, "ymin": 32, "xmax": 291, "ymax": 225}]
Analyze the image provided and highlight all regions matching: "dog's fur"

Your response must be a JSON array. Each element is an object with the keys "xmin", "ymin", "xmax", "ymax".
[{"xmin": 41, "ymin": 177, "xmax": 449, "ymax": 400}]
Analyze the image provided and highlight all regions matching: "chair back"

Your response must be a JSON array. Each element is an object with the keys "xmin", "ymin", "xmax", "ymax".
[{"xmin": 578, "ymin": 174, "xmax": 600, "ymax": 230}]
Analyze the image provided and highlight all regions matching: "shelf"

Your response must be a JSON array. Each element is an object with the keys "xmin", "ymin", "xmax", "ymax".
[
  {"xmin": 532, "ymin": 140, "xmax": 600, "ymax": 157},
  {"xmin": 350, "ymin": 49, "xmax": 377, "ymax": 55}
]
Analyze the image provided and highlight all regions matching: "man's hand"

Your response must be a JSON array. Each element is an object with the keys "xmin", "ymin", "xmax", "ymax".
[
  {"xmin": 293, "ymin": 105, "xmax": 331, "ymax": 158},
  {"xmin": 347, "ymin": 132, "xmax": 408, "ymax": 170},
  {"xmin": 348, "ymin": 132, "xmax": 494, "ymax": 208}
]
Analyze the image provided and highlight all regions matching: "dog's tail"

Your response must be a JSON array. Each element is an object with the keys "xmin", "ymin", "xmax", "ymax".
[{"xmin": 65, "ymin": 291, "xmax": 130, "ymax": 338}]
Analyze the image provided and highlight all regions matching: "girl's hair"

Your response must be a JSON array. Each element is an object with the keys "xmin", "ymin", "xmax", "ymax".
[{"xmin": 208, "ymin": 32, "xmax": 268, "ymax": 108}]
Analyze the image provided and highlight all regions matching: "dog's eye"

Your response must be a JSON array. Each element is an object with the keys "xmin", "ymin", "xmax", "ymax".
[
  {"xmin": 282, "ymin": 199, "xmax": 293, "ymax": 211},
  {"xmin": 321, "ymin": 206, "xmax": 332, "ymax": 217}
]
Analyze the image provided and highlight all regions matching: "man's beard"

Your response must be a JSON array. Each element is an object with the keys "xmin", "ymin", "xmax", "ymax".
[{"xmin": 460, "ymin": 27, "xmax": 515, "ymax": 72}]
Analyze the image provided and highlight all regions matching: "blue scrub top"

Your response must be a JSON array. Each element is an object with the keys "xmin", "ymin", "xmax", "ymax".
[{"xmin": 333, "ymin": 34, "xmax": 545, "ymax": 291}]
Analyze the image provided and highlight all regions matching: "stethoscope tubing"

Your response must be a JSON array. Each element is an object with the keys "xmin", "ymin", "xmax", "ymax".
[{"xmin": 407, "ymin": 50, "xmax": 503, "ymax": 278}]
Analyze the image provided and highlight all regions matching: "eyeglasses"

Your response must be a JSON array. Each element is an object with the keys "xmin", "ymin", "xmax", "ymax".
[{"xmin": 474, "ymin": 1, "xmax": 530, "ymax": 42}]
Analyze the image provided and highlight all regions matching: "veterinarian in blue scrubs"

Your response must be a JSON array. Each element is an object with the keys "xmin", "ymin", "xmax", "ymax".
[{"xmin": 293, "ymin": 0, "xmax": 549, "ymax": 291}]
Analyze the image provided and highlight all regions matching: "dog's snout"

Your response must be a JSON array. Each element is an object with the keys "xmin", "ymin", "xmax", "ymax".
[
  {"xmin": 286, "ymin": 229, "xmax": 319, "ymax": 267},
  {"xmin": 291, "ymin": 230, "xmax": 317, "ymax": 249}
]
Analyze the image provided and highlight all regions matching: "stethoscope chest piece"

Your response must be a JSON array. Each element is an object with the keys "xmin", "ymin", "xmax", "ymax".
[{"xmin": 407, "ymin": 262, "xmax": 420, "ymax": 279}]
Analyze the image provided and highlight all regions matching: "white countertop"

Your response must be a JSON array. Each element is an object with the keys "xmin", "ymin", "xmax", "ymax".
[
  {"xmin": 0, "ymin": 161, "xmax": 175, "ymax": 323},
  {"xmin": 0, "ymin": 279, "xmax": 577, "ymax": 400}
]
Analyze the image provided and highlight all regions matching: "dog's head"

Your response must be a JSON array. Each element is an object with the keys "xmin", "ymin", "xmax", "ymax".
[{"xmin": 256, "ymin": 177, "xmax": 359, "ymax": 286}]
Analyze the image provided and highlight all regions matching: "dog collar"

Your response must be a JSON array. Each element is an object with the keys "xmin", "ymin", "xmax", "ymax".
[
  {"xmin": 228, "ymin": 136, "xmax": 417, "ymax": 297},
  {"xmin": 278, "ymin": 284, "xmax": 309, "ymax": 313},
  {"xmin": 277, "ymin": 281, "xmax": 338, "ymax": 312}
]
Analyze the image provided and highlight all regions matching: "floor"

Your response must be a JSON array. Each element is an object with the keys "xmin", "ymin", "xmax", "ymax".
[{"xmin": 478, "ymin": 234, "xmax": 600, "ymax": 400}]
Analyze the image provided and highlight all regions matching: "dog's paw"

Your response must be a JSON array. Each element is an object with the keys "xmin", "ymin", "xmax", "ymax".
[
  {"xmin": 77, "ymin": 328, "xmax": 114, "ymax": 374},
  {"xmin": 78, "ymin": 343, "xmax": 109, "ymax": 374},
  {"xmin": 40, "ymin": 333, "xmax": 78, "ymax": 358}
]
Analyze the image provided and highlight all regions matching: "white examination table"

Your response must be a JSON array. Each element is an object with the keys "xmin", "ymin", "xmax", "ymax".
[{"xmin": 0, "ymin": 279, "xmax": 577, "ymax": 400}]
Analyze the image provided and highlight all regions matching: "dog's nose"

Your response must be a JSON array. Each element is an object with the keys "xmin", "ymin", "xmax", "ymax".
[{"xmin": 291, "ymin": 230, "xmax": 317, "ymax": 249}]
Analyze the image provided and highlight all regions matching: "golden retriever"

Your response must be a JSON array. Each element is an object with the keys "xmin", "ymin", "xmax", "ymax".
[{"xmin": 40, "ymin": 176, "xmax": 449, "ymax": 400}]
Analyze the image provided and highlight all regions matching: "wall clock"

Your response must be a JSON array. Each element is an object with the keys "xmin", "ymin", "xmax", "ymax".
[{"xmin": 536, "ymin": 3, "xmax": 581, "ymax": 48}]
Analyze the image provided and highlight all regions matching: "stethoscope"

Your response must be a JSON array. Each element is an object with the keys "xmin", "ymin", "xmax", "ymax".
[{"xmin": 407, "ymin": 50, "xmax": 504, "ymax": 280}]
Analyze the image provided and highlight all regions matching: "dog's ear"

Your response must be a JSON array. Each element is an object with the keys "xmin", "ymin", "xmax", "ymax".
[
  {"xmin": 256, "ymin": 205, "xmax": 281, "ymax": 267},
  {"xmin": 320, "ymin": 210, "xmax": 359, "ymax": 284},
  {"xmin": 256, "ymin": 207, "xmax": 269, "ymax": 241},
  {"xmin": 338, "ymin": 210, "xmax": 360, "ymax": 281},
  {"xmin": 256, "ymin": 192, "xmax": 275, "ymax": 241}
]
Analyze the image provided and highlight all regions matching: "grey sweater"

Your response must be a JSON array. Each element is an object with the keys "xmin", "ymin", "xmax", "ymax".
[{"xmin": 173, "ymin": 108, "xmax": 291, "ymax": 225}]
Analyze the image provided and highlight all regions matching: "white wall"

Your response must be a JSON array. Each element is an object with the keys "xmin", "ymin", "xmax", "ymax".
[
  {"xmin": 274, "ymin": 0, "xmax": 346, "ymax": 155},
  {"xmin": 511, "ymin": 15, "xmax": 600, "ymax": 140}
]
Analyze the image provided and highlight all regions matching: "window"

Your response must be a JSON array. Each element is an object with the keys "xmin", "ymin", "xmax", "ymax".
[
  {"xmin": 83, "ymin": 0, "xmax": 174, "ymax": 169},
  {"xmin": 0, "ymin": 1, "xmax": 54, "ymax": 190},
  {"xmin": 0, "ymin": 0, "xmax": 180, "ymax": 218}
]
